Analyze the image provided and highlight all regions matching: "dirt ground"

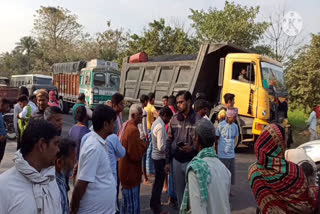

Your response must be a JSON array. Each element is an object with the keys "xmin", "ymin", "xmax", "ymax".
[{"xmin": 291, "ymin": 127, "xmax": 312, "ymax": 148}]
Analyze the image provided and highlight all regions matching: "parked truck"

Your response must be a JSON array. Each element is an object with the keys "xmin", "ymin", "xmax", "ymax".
[
  {"xmin": 10, "ymin": 74, "xmax": 58, "ymax": 96},
  {"xmin": 53, "ymin": 59, "xmax": 121, "ymax": 113},
  {"xmin": 120, "ymin": 43, "xmax": 291, "ymax": 148},
  {"xmin": 0, "ymin": 77, "xmax": 19, "ymax": 107}
]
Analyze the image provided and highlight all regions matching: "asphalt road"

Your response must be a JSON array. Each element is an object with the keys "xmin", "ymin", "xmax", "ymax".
[{"xmin": 0, "ymin": 114, "xmax": 258, "ymax": 214}]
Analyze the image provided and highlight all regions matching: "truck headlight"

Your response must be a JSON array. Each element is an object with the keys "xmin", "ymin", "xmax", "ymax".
[{"xmin": 255, "ymin": 123, "xmax": 266, "ymax": 131}]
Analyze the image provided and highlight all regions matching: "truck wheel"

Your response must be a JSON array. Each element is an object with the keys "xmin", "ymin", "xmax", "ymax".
[
  {"xmin": 62, "ymin": 101, "xmax": 70, "ymax": 114},
  {"xmin": 59, "ymin": 99, "xmax": 69, "ymax": 114}
]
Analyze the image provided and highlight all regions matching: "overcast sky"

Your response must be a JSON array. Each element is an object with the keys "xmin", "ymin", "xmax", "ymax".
[{"xmin": 1, "ymin": 0, "xmax": 319, "ymax": 53}]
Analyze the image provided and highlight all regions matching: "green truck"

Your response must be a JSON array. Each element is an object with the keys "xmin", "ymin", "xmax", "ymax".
[{"xmin": 53, "ymin": 59, "xmax": 120, "ymax": 113}]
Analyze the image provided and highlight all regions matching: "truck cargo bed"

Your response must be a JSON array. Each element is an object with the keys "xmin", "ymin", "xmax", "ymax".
[{"xmin": 120, "ymin": 43, "xmax": 250, "ymax": 107}]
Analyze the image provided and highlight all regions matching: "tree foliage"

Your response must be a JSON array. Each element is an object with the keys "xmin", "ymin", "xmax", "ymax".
[
  {"xmin": 15, "ymin": 36, "xmax": 38, "ymax": 57},
  {"xmin": 286, "ymin": 33, "xmax": 320, "ymax": 110},
  {"xmin": 96, "ymin": 21, "xmax": 130, "ymax": 62},
  {"xmin": 14, "ymin": 36, "xmax": 38, "ymax": 72},
  {"xmin": 127, "ymin": 18, "xmax": 199, "ymax": 57},
  {"xmin": 33, "ymin": 6, "xmax": 83, "ymax": 63},
  {"xmin": 0, "ymin": 51, "xmax": 29, "ymax": 76},
  {"xmin": 189, "ymin": 1, "xmax": 269, "ymax": 48}
]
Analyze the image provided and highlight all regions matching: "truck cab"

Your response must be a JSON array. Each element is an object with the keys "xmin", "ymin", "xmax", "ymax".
[
  {"xmin": 53, "ymin": 59, "xmax": 121, "ymax": 113},
  {"xmin": 0, "ymin": 77, "xmax": 9, "ymax": 87},
  {"xmin": 220, "ymin": 53, "xmax": 288, "ymax": 144},
  {"xmin": 79, "ymin": 60, "xmax": 120, "ymax": 108}
]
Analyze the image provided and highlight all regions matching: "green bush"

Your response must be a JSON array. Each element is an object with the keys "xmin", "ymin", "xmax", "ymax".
[{"xmin": 288, "ymin": 109, "xmax": 308, "ymax": 129}]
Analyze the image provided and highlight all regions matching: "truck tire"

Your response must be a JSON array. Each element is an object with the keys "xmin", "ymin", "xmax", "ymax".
[
  {"xmin": 63, "ymin": 101, "xmax": 70, "ymax": 114},
  {"xmin": 59, "ymin": 99, "xmax": 70, "ymax": 114}
]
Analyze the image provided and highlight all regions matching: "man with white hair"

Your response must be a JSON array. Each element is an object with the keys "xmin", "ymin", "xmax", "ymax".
[
  {"xmin": 181, "ymin": 119, "xmax": 231, "ymax": 214},
  {"xmin": 118, "ymin": 104, "xmax": 149, "ymax": 213}
]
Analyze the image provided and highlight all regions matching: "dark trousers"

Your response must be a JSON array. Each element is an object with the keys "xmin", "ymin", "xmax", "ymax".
[
  {"xmin": 17, "ymin": 126, "xmax": 21, "ymax": 150},
  {"xmin": 0, "ymin": 139, "xmax": 7, "ymax": 164},
  {"xmin": 116, "ymin": 162, "xmax": 120, "ymax": 214},
  {"xmin": 150, "ymin": 159, "xmax": 166, "ymax": 213}
]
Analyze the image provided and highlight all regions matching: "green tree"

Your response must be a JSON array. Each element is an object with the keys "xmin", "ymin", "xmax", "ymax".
[
  {"xmin": 189, "ymin": 1, "xmax": 269, "ymax": 48},
  {"xmin": 127, "ymin": 18, "xmax": 199, "ymax": 57},
  {"xmin": 0, "ymin": 51, "xmax": 29, "ymax": 76},
  {"xmin": 33, "ymin": 6, "xmax": 83, "ymax": 64},
  {"xmin": 15, "ymin": 36, "xmax": 38, "ymax": 72},
  {"xmin": 15, "ymin": 36, "xmax": 38, "ymax": 57},
  {"xmin": 96, "ymin": 21, "xmax": 130, "ymax": 61},
  {"xmin": 286, "ymin": 33, "xmax": 320, "ymax": 110}
]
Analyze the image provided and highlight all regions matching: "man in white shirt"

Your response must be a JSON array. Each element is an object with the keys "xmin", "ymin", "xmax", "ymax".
[
  {"xmin": 70, "ymin": 104, "xmax": 117, "ymax": 214},
  {"xmin": 16, "ymin": 95, "xmax": 38, "ymax": 145},
  {"xmin": 17, "ymin": 95, "xmax": 38, "ymax": 118},
  {"xmin": 0, "ymin": 119, "xmax": 62, "ymax": 214},
  {"xmin": 307, "ymin": 107, "xmax": 318, "ymax": 141},
  {"xmin": 150, "ymin": 107, "xmax": 173, "ymax": 213},
  {"xmin": 180, "ymin": 119, "xmax": 231, "ymax": 214}
]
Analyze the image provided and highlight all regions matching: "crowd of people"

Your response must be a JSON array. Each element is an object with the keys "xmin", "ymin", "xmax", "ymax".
[{"xmin": 0, "ymin": 87, "xmax": 319, "ymax": 214}]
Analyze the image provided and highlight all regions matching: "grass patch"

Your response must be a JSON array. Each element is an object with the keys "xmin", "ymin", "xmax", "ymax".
[
  {"xmin": 288, "ymin": 109, "xmax": 311, "ymax": 147},
  {"xmin": 288, "ymin": 109, "xmax": 308, "ymax": 129}
]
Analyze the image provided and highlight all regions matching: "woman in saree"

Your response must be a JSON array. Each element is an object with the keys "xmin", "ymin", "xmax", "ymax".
[{"xmin": 248, "ymin": 124, "xmax": 318, "ymax": 214}]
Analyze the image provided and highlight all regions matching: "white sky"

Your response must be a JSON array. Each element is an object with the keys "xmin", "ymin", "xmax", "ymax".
[{"xmin": 0, "ymin": 0, "xmax": 319, "ymax": 53}]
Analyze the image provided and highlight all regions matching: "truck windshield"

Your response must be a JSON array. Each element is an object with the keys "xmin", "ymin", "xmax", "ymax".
[
  {"xmin": 0, "ymin": 78, "xmax": 9, "ymax": 85},
  {"xmin": 109, "ymin": 74, "xmax": 120, "ymax": 90},
  {"xmin": 35, "ymin": 77, "xmax": 52, "ymax": 85},
  {"xmin": 261, "ymin": 62, "xmax": 286, "ymax": 91},
  {"xmin": 94, "ymin": 73, "xmax": 106, "ymax": 86}
]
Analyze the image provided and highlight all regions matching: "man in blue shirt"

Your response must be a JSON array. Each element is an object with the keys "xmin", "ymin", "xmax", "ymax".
[
  {"xmin": 215, "ymin": 108, "xmax": 239, "ymax": 186},
  {"xmin": 55, "ymin": 138, "xmax": 77, "ymax": 214},
  {"xmin": 0, "ymin": 98, "xmax": 10, "ymax": 164}
]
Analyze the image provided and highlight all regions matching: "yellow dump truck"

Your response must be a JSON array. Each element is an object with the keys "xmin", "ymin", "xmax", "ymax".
[{"xmin": 120, "ymin": 43, "xmax": 291, "ymax": 148}]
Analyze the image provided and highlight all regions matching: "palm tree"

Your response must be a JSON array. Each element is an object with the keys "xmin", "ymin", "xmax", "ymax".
[{"xmin": 15, "ymin": 36, "xmax": 38, "ymax": 72}]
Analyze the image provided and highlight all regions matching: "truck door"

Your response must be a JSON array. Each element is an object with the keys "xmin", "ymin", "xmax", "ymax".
[{"xmin": 223, "ymin": 60, "xmax": 258, "ymax": 119}]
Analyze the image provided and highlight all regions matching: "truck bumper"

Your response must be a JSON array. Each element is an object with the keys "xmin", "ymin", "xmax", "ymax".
[{"xmin": 251, "ymin": 118, "xmax": 292, "ymax": 138}]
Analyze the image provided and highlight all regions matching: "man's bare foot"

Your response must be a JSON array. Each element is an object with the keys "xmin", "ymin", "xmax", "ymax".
[
  {"xmin": 143, "ymin": 180, "xmax": 152, "ymax": 186},
  {"xmin": 162, "ymin": 186, "xmax": 168, "ymax": 192}
]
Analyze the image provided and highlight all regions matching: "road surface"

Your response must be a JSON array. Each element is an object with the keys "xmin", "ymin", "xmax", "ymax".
[{"xmin": 0, "ymin": 113, "xmax": 257, "ymax": 213}]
